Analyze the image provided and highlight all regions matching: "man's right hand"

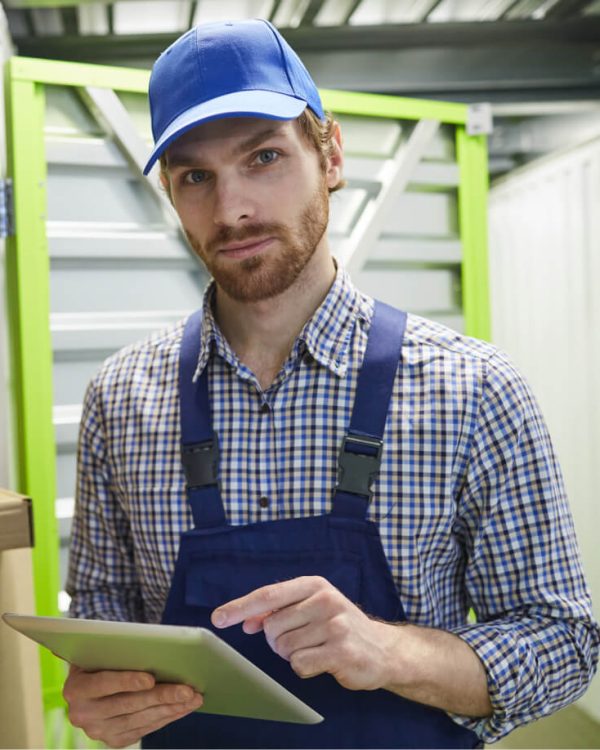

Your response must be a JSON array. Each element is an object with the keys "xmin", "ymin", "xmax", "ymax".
[{"xmin": 63, "ymin": 664, "xmax": 203, "ymax": 748}]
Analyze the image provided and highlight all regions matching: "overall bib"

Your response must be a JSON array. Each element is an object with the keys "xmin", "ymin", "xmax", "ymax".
[{"xmin": 143, "ymin": 302, "xmax": 481, "ymax": 749}]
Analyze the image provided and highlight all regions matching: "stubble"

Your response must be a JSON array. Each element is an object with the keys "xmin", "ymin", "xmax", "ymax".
[{"xmin": 184, "ymin": 179, "xmax": 329, "ymax": 303}]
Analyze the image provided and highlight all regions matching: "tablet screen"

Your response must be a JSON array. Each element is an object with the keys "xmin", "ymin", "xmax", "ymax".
[{"xmin": 2, "ymin": 613, "xmax": 322, "ymax": 724}]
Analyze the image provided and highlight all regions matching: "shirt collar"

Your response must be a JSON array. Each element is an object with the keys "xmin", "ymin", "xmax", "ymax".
[
  {"xmin": 192, "ymin": 283, "xmax": 233, "ymax": 381},
  {"xmin": 192, "ymin": 263, "xmax": 370, "ymax": 381},
  {"xmin": 297, "ymin": 263, "xmax": 369, "ymax": 377}
]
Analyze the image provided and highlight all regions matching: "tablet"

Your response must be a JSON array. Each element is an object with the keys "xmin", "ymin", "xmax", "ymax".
[{"xmin": 2, "ymin": 613, "xmax": 323, "ymax": 725}]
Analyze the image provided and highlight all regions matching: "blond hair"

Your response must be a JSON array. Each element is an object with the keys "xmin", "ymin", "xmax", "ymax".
[{"xmin": 296, "ymin": 108, "xmax": 346, "ymax": 193}]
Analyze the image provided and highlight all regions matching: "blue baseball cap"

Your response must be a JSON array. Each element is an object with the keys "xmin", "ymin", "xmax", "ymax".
[{"xmin": 143, "ymin": 18, "xmax": 325, "ymax": 175}]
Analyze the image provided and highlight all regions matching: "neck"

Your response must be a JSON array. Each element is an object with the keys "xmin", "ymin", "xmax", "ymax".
[{"xmin": 214, "ymin": 244, "xmax": 336, "ymax": 386}]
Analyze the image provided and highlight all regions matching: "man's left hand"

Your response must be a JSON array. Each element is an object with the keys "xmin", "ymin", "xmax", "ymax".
[{"xmin": 211, "ymin": 576, "xmax": 399, "ymax": 691}]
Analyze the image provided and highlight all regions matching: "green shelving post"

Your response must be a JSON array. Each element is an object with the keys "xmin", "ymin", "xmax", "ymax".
[{"xmin": 4, "ymin": 62, "xmax": 64, "ymax": 710}]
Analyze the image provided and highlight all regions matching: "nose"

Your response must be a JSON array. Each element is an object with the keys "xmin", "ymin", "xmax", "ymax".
[{"xmin": 212, "ymin": 173, "xmax": 254, "ymax": 226}]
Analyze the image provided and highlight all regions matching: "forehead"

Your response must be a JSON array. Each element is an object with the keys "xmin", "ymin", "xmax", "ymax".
[{"xmin": 165, "ymin": 116, "xmax": 302, "ymax": 162}]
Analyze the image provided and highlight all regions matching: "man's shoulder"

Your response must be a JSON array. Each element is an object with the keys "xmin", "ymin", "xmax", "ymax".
[
  {"xmin": 403, "ymin": 312, "xmax": 500, "ymax": 367},
  {"xmin": 401, "ymin": 311, "xmax": 529, "ymax": 407}
]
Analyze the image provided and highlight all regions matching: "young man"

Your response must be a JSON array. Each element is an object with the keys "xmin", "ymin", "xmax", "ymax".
[{"xmin": 64, "ymin": 18, "xmax": 599, "ymax": 750}]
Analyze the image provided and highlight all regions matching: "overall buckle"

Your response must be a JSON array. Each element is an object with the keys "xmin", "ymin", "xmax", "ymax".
[
  {"xmin": 335, "ymin": 434, "xmax": 383, "ymax": 500},
  {"xmin": 181, "ymin": 435, "xmax": 219, "ymax": 489}
]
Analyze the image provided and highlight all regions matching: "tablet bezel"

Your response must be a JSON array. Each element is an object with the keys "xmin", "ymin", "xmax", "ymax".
[{"xmin": 2, "ymin": 613, "xmax": 323, "ymax": 724}]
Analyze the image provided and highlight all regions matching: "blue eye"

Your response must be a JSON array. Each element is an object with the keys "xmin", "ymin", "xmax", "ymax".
[
  {"xmin": 184, "ymin": 170, "xmax": 207, "ymax": 184},
  {"xmin": 257, "ymin": 150, "xmax": 278, "ymax": 165}
]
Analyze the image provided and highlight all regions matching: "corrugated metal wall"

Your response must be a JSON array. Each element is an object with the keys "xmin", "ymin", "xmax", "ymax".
[
  {"xmin": 332, "ymin": 116, "xmax": 464, "ymax": 332},
  {"xmin": 488, "ymin": 138, "xmax": 600, "ymax": 722},
  {"xmin": 44, "ymin": 86, "xmax": 207, "ymax": 609}
]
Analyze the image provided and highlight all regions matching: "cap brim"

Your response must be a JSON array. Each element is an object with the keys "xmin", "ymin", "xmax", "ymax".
[{"xmin": 143, "ymin": 90, "xmax": 307, "ymax": 175}]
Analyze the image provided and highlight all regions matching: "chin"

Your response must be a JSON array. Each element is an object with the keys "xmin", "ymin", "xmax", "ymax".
[{"xmin": 214, "ymin": 257, "xmax": 309, "ymax": 304}]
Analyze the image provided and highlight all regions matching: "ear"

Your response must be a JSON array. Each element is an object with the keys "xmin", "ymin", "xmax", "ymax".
[{"xmin": 325, "ymin": 120, "xmax": 344, "ymax": 190}]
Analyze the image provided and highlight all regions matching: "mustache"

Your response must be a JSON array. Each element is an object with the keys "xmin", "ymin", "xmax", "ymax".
[{"xmin": 205, "ymin": 223, "xmax": 284, "ymax": 254}]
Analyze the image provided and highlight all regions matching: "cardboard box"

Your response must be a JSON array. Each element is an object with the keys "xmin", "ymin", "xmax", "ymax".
[
  {"xmin": 0, "ymin": 488, "xmax": 34, "ymax": 551},
  {"xmin": 0, "ymin": 487, "xmax": 44, "ymax": 748}
]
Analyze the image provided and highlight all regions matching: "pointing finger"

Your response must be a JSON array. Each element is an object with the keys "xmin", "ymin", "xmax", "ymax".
[{"xmin": 212, "ymin": 576, "xmax": 324, "ymax": 628}]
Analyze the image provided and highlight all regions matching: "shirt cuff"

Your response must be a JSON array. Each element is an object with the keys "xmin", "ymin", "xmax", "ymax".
[{"xmin": 446, "ymin": 623, "xmax": 533, "ymax": 743}]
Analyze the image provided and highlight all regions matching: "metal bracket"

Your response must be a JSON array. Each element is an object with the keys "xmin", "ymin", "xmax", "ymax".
[
  {"xmin": 78, "ymin": 85, "xmax": 198, "ymax": 264},
  {"xmin": 181, "ymin": 436, "xmax": 220, "ymax": 489},
  {"xmin": 467, "ymin": 103, "xmax": 493, "ymax": 136},
  {"xmin": 0, "ymin": 179, "xmax": 14, "ymax": 239},
  {"xmin": 79, "ymin": 86, "xmax": 182, "ymax": 227},
  {"xmin": 338, "ymin": 118, "xmax": 441, "ymax": 275},
  {"xmin": 335, "ymin": 434, "xmax": 383, "ymax": 500}
]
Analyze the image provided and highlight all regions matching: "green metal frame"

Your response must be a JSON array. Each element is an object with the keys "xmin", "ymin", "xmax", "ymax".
[
  {"xmin": 4, "ymin": 63, "xmax": 63, "ymax": 710},
  {"xmin": 318, "ymin": 87, "xmax": 491, "ymax": 341},
  {"xmin": 4, "ymin": 54, "xmax": 491, "ymax": 740},
  {"xmin": 456, "ymin": 128, "xmax": 491, "ymax": 341}
]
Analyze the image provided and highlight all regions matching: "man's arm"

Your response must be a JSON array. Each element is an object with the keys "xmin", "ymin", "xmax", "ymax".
[
  {"xmin": 64, "ymin": 377, "xmax": 203, "ymax": 748},
  {"xmin": 66, "ymin": 377, "xmax": 143, "ymax": 622},
  {"xmin": 211, "ymin": 576, "xmax": 492, "ymax": 718},
  {"xmin": 383, "ymin": 623, "xmax": 492, "ymax": 717},
  {"xmin": 443, "ymin": 351, "xmax": 599, "ymax": 741}
]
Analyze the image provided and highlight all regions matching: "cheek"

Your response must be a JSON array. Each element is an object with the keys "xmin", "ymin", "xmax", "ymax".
[
  {"xmin": 170, "ymin": 189, "xmax": 185, "ymax": 216},
  {"xmin": 173, "ymin": 193, "xmax": 209, "ymax": 227},
  {"xmin": 278, "ymin": 169, "xmax": 319, "ymax": 208}
]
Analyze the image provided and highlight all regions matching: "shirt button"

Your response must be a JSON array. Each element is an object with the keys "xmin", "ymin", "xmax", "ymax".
[
  {"xmin": 258, "ymin": 496, "xmax": 269, "ymax": 508},
  {"xmin": 260, "ymin": 403, "xmax": 270, "ymax": 414}
]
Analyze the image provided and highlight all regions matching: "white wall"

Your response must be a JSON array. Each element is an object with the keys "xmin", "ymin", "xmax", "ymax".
[{"xmin": 489, "ymin": 136, "xmax": 600, "ymax": 722}]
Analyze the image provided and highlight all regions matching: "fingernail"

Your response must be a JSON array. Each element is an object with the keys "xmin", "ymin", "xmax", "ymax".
[
  {"xmin": 213, "ymin": 610, "xmax": 227, "ymax": 627},
  {"xmin": 177, "ymin": 687, "xmax": 193, "ymax": 701}
]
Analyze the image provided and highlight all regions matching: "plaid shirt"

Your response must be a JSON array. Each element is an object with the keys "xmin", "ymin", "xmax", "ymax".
[{"xmin": 67, "ymin": 265, "xmax": 599, "ymax": 743}]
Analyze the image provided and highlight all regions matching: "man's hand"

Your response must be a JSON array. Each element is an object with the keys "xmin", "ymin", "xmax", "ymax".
[
  {"xmin": 63, "ymin": 664, "xmax": 203, "ymax": 749},
  {"xmin": 211, "ymin": 575, "xmax": 492, "ymax": 718},
  {"xmin": 211, "ymin": 575, "xmax": 399, "ymax": 691}
]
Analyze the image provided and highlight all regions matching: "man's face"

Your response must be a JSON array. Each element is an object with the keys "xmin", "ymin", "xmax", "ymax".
[{"xmin": 162, "ymin": 116, "xmax": 341, "ymax": 303}]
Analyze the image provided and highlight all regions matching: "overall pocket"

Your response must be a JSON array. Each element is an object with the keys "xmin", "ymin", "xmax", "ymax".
[{"xmin": 185, "ymin": 550, "xmax": 363, "ymax": 609}]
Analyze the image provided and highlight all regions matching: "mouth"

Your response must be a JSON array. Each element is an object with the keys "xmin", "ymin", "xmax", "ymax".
[{"xmin": 218, "ymin": 237, "xmax": 274, "ymax": 260}]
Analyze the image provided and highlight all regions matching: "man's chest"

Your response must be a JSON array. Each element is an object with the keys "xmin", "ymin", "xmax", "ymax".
[
  {"xmin": 110, "ymin": 358, "xmax": 469, "ymax": 548},
  {"xmin": 105, "ymin": 353, "xmax": 476, "ymax": 625}
]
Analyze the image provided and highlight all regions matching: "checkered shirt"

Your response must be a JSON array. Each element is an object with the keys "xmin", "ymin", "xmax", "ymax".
[{"xmin": 67, "ymin": 265, "xmax": 599, "ymax": 743}]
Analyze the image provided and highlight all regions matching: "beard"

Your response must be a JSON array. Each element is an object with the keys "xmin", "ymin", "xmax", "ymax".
[{"xmin": 184, "ymin": 179, "xmax": 329, "ymax": 303}]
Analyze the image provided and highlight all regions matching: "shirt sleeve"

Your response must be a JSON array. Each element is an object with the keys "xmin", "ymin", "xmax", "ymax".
[
  {"xmin": 66, "ymin": 376, "xmax": 144, "ymax": 622},
  {"xmin": 447, "ymin": 351, "xmax": 600, "ymax": 743}
]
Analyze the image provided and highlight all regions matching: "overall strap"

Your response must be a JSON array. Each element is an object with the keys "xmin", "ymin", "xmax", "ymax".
[
  {"xmin": 179, "ymin": 310, "xmax": 226, "ymax": 528},
  {"xmin": 332, "ymin": 301, "xmax": 407, "ymax": 519}
]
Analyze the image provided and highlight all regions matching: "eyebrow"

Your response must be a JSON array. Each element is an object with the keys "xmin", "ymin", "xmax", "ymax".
[
  {"xmin": 166, "ymin": 124, "xmax": 286, "ymax": 170},
  {"xmin": 232, "ymin": 125, "xmax": 284, "ymax": 156}
]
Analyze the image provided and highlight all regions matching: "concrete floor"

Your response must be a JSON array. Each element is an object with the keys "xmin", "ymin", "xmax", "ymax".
[{"xmin": 494, "ymin": 706, "xmax": 600, "ymax": 749}]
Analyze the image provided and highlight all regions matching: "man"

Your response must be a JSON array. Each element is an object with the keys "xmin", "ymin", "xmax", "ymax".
[{"xmin": 64, "ymin": 17, "xmax": 599, "ymax": 750}]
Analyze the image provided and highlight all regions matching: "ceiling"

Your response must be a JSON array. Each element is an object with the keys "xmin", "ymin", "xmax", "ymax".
[
  {"xmin": 4, "ymin": 0, "xmax": 600, "ymax": 105},
  {"xmin": 4, "ymin": 0, "xmax": 600, "ymax": 176},
  {"xmin": 6, "ymin": 0, "xmax": 600, "ymax": 36}
]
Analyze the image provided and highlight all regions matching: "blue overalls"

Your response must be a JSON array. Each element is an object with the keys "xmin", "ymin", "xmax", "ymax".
[{"xmin": 143, "ymin": 301, "xmax": 482, "ymax": 749}]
